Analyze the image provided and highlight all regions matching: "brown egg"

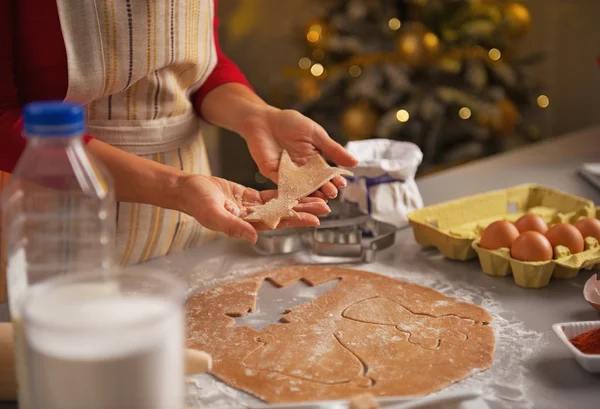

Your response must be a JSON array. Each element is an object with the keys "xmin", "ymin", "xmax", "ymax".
[
  {"xmin": 545, "ymin": 223, "xmax": 585, "ymax": 254},
  {"xmin": 574, "ymin": 217, "xmax": 600, "ymax": 241},
  {"xmin": 510, "ymin": 231, "xmax": 553, "ymax": 262},
  {"xmin": 513, "ymin": 213, "xmax": 548, "ymax": 234},
  {"xmin": 479, "ymin": 220, "xmax": 520, "ymax": 250}
]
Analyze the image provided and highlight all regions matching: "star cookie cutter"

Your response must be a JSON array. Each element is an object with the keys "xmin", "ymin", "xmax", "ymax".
[{"xmin": 253, "ymin": 202, "xmax": 396, "ymax": 263}]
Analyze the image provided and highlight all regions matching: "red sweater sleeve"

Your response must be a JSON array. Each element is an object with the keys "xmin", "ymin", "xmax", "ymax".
[
  {"xmin": 193, "ymin": 0, "xmax": 254, "ymax": 110},
  {"xmin": 0, "ymin": 0, "xmax": 26, "ymax": 173},
  {"xmin": 0, "ymin": 1, "xmax": 93, "ymax": 174}
]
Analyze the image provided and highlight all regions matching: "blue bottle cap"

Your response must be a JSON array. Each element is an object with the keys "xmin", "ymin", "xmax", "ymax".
[{"xmin": 23, "ymin": 101, "xmax": 85, "ymax": 137}]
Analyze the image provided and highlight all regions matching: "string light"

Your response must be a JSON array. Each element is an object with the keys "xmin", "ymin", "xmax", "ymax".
[
  {"xmin": 349, "ymin": 65, "xmax": 362, "ymax": 77},
  {"xmin": 307, "ymin": 24, "xmax": 322, "ymax": 43},
  {"xmin": 312, "ymin": 49, "xmax": 325, "ymax": 60},
  {"xmin": 310, "ymin": 63, "xmax": 325, "ymax": 77},
  {"xmin": 388, "ymin": 18, "xmax": 401, "ymax": 31},
  {"xmin": 298, "ymin": 57, "xmax": 312, "ymax": 69},
  {"xmin": 537, "ymin": 95, "xmax": 550, "ymax": 108},
  {"xmin": 396, "ymin": 109, "xmax": 410, "ymax": 122},
  {"xmin": 459, "ymin": 107, "xmax": 472, "ymax": 119},
  {"xmin": 423, "ymin": 32, "xmax": 439, "ymax": 49},
  {"xmin": 488, "ymin": 48, "xmax": 501, "ymax": 61}
]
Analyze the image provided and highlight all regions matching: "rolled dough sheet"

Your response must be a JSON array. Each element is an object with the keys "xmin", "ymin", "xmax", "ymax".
[{"xmin": 185, "ymin": 266, "xmax": 494, "ymax": 403}]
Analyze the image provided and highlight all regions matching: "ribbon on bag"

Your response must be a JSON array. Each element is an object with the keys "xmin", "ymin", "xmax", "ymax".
[{"xmin": 344, "ymin": 173, "xmax": 405, "ymax": 215}]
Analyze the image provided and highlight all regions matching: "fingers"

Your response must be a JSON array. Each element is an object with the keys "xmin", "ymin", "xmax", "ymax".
[
  {"xmin": 258, "ymin": 190, "xmax": 330, "ymax": 203},
  {"xmin": 308, "ymin": 190, "xmax": 329, "ymax": 201},
  {"xmin": 331, "ymin": 176, "xmax": 348, "ymax": 189},
  {"xmin": 298, "ymin": 196, "xmax": 327, "ymax": 204},
  {"xmin": 252, "ymin": 213, "xmax": 321, "ymax": 232},
  {"xmin": 277, "ymin": 214, "xmax": 321, "ymax": 229},
  {"xmin": 315, "ymin": 125, "xmax": 358, "ymax": 167},
  {"xmin": 258, "ymin": 189, "xmax": 278, "ymax": 203},
  {"xmin": 239, "ymin": 186, "xmax": 263, "ymax": 205},
  {"xmin": 319, "ymin": 176, "xmax": 348, "ymax": 198},
  {"xmin": 293, "ymin": 200, "xmax": 330, "ymax": 216},
  {"xmin": 319, "ymin": 181, "xmax": 339, "ymax": 199},
  {"xmin": 207, "ymin": 203, "xmax": 258, "ymax": 244}
]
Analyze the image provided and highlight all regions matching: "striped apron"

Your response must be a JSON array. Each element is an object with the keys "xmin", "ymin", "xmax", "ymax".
[{"xmin": 1, "ymin": 0, "xmax": 220, "ymax": 307}]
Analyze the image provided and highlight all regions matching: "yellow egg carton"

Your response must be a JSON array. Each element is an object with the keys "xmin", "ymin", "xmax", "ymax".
[
  {"xmin": 407, "ymin": 184, "xmax": 595, "ymax": 260},
  {"xmin": 472, "ymin": 213, "xmax": 600, "ymax": 289},
  {"xmin": 472, "ymin": 238, "xmax": 600, "ymax": 289},
  {"xmin": 408, "ymin": 184, "xmax": 600, "ymax": 288}
]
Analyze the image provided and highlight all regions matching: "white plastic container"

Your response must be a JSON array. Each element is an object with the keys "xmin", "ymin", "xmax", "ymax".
[
  {"xmin": 1, "ymin": 101, "xmax": 115, "ymax": 409},
  {"xmin": 22, "ymin": 270, "xmax": 185, "ymax": 409},
  {"xmin": 552, "ymin": 321, "xmax": 600, "ymax": 373}
]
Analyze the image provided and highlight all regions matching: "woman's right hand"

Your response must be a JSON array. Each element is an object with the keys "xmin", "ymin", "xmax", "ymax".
[{"xmin": 176, "ymin": 174, "xmax": 330, "ymax": 243}]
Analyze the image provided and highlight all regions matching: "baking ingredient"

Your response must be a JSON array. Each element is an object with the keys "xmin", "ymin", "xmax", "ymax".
[
  {"xmin": 513, "ymin": 213, "xmax": 548, "ymax": 234},
  {"xmin": 479, "ymin": 220, "xmax": 520, "ymax": 250},
  {"xmin": 510, "ymin": 231, "xmax": 553, "ymax": 262},
  {"xmin": 26, "ymin": 295, "xmax": 184, "ymax": 409},
  {"xmin": 574, "ymin": 217, "xmax": 600, "ymax": 241},
  {"xmin": 569, "ymin": 327, "xmax": 600, "ymax": 354},
  {"xmin": 244, "ymin": 151, "xmax": 353, "ymax": 229},
  {"xmin": 544, "ymin": 223, "xmax": 585, "ymax": 254},
  {"xmin": 185, "ymin": 266, "xmax": 494, "ymax": 403}
]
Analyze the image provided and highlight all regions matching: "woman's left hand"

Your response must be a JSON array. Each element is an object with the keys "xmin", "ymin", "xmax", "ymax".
[
  {"xmin": 178, "ymin": 174, "xmax": 330, "ymax": 243},
  {"xmin": 240, "ymin": 108, "xmax": 358, "ymax": 200}
]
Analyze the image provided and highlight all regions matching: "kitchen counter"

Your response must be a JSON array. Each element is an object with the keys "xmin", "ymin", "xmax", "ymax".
[
  {"xmin": 2, "ymin": 127, "xmax": 599, "ymax": 409},
  {"xmin": 414, "ymin": 127, "xmax": 600, "ymax": 408},
  {"xmin": 158, "ymin": 127, "xmax": 600, "ymax": 409}
]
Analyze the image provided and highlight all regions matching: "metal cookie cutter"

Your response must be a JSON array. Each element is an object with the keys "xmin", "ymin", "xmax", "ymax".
[
  {"xmin": 253, "ymin": 227, "xmax": 310, "ymax": 256},
  {"xmin": 253, "ymin": 202, "xmax": 396, "ymax": 263},
  {"xmin": 312, "ymin": 216, "xmax": 396, "ymax": 263}
]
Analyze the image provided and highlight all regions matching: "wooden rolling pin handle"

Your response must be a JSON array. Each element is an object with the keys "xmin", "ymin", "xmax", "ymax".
[
  {"xmin": 0, "ymin": 323, "xmax": 212, "ymax": 402},
  {"xmin": 0, "ymin": 323, "xmax": 17, "ymax": 401},
  {"xmin": 185, "ymin": 348, "xmax": 212, "ymax": 376}
]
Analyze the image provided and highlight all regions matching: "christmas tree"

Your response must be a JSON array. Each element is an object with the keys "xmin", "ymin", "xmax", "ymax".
[{"xmin": 282, "ymin": 0, "xmax": 548, "ymax": 174}]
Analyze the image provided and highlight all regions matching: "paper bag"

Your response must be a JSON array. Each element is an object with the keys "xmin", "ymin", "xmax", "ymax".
[{"xmin": 340, "ymin": 139, "xmax": 423, "ymax": 228}]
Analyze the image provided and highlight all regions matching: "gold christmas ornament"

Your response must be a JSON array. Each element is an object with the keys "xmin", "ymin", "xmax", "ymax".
[
  {"xmin": 488, "ymin": 98, "xmax": 520, "ymax": 135},
  {"xmin": 396, "ymin": 23, "xmax": 440, "ymax": 67},
  {"xmin": 341, "ymin": 102, "xmax": 379, "ymax": 141},
  {"xmin": 504, "ymin": 2, "xmax": 531, "ymax": 38},
  {"xmin": 296, "ymin": 76, "xmax": 321, "ymax": 101},
  {"xmin": 469, "ymin": 1, "xmax": 503, "ymax": 25},
  {"xmin": 306, "ymin": 20, "xmax": 330, "ymax": 47}
]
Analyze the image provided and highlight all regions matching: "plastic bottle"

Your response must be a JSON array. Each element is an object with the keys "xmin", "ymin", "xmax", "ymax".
[{"xmin": 1, "ymin": 101, "xmax": 115, "ymax": 409}]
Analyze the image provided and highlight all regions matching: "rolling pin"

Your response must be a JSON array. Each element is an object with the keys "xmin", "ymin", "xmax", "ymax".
[
  {"xmin": 0, "ymin": 323, "xmax": 17, "ymax": 401},
  {"xmin": 0, "ymin": 322, "xmax": 212, "ymax": 402}
]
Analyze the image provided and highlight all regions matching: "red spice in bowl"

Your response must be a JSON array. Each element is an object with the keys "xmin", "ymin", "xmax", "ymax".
[{"xmin": 570, "ymin": 327, "xmax": 600, "ymax": 354}]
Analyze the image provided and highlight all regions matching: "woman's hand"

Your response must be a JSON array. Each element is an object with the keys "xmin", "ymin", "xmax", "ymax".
[
  {"xmin": 177, "ymin": 174, "xmax": 330, "ymax": 243},
  {"xmin": 240, "ymin": 108, "xmax": 358, "ymax": 200}
]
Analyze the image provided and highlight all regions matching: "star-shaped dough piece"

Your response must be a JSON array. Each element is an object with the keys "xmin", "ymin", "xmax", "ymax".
[{"xmin": 244, "ymin": 151, "xmax": 353, "ymax": 229}]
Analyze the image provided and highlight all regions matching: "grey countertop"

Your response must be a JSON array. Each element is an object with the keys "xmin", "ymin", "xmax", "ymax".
[
  {"xmin": 412, "ymin": 128, "xmax": 600, "ymax": 408},
  {"xmin": 2, "ymin": 127, "xmax": 599, "ymax": 409}
]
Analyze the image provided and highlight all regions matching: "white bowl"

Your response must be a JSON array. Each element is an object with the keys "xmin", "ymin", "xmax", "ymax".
[{"xmin": 552, "ymin": 321, "xmax": 600, "ymax": 373}]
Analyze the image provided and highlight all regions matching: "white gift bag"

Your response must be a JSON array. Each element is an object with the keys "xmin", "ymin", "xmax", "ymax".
[{"xmin": 340, "ymin": 139, "xmax": 424, "ymax": 228}]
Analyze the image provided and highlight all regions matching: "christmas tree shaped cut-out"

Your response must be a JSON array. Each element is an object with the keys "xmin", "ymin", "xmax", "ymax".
[{"xmin": 244, "ymin": 150, "xmax": 353, "ymax": 229}]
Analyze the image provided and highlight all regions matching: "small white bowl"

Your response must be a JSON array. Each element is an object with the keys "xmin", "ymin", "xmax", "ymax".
[{"xmin": 552, "ymin": 321, "xmax": 600, "ymax": 373}]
